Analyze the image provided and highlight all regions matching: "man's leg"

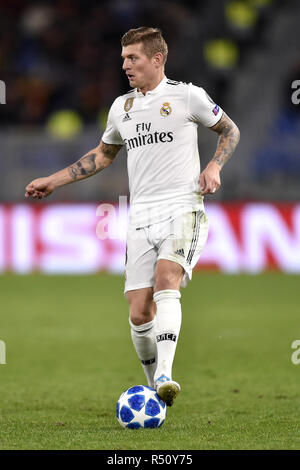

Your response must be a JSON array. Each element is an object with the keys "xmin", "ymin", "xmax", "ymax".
[
  {"xmin": 126, "ymin": 288, "xmax": 157, "ymax": 388},
  {"xmin": 153, "ymin": 259, "xmax": 184, "ymax": 405}
]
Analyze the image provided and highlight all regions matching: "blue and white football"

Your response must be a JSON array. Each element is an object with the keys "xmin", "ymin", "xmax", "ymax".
[{"xmin": 116, "ymin": 385, "xmax": 166, "ymax": 429}]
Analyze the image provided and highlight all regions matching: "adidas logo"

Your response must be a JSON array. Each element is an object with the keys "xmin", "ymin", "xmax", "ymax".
[
  {"xmin": 122, "ymin": 113, "xmax": 131, "ymax": 122},
  {"xmin": 175, "ymin": 248, "xmax": 185, "ymax": 257},
  {"xmin": 156, "ymin": 375, "xmax": 170, "ymax": 383}
]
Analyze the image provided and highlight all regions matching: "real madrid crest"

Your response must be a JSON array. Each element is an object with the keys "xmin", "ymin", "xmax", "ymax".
[
  {"xmin": 124, "ymin": 97, "xmax": 134, "ymax": 112},
  {"xmin": 160, "ymin": 102, "xmax": 172, "ymax": 117}
]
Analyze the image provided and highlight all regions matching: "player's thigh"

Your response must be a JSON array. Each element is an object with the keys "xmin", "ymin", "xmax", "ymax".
[
  {"xmin": 124, "ymin": 227, "xmax": 156, "ymax": 294},
  {"xmin": 126, "ymin": 287, "xmax": 155, "ymax": 325},
  {"xmin": 157, "ymin": 210, "xmax": 209, "ymax": 287},
  {"xmin": 154, "ymin": 259, "xmax": 184, "ymax": 292},
  {"xmin": 124, "ymin": 226, "xmax": 157, "ymax": 324}
]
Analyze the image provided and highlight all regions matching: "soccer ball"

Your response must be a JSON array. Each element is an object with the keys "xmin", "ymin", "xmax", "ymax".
[{"xmin": 116, "ymin": 385, "xmax": 166, "ymax": 429}]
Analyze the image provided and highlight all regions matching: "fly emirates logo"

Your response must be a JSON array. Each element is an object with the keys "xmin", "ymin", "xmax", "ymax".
[{"xmin": 123, "ymin": 122, "xmax": 174, "ymax": 151}]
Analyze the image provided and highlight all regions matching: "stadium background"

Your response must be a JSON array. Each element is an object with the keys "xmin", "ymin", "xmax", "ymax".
[
  {"xmin": 0, "ymin": 0, "xmax": 299, "ymax": 273},
  {"xmin": 0, "ymin": 0, "xmax": 300, "ymax": 451}
]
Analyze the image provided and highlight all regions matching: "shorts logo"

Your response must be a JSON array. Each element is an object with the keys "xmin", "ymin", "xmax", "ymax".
[
  {"xmin": 175, "ymin": 248, "xmax": 185, "ymax": 257},
  {"xmin": 156, "ymin": 333, "xmax": 177, "ymax": 342},
  {"xmin": 124, "ymin": 97, "xmax": 134, "ymax": 112},
  {"xmin": 160, "ymin": 102, "xmax": 172, "ymax": 117}
]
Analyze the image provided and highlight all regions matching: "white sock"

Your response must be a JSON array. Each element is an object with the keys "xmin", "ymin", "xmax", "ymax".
[
  {"xmin": 153, "ymin": 289, "xmax": 182, "ymax": 382},
  {"xmin": 129, "ymin": 317, "xmax": 157, "ymax": 388}
]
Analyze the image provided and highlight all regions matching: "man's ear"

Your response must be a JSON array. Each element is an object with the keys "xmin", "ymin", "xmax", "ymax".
[{"xmin": 153, "ymin": 52, "xmax": 164, "ymax": 67}]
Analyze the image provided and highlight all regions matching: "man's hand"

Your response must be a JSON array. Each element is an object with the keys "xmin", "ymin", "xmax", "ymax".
[
  {"xmin": 200, "ymin": 161, "xmax": 221, "ymax": 196},
  {"xmin": 24, "ymin": 141, "xmax": 122, "ymax": 201},
  {"xmin": 25, "ymin": 177, "xmax": 56, "ymax": 199}
]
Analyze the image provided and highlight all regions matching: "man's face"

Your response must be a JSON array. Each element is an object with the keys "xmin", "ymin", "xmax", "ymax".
[{"xmin": 121, "ymin": 43, "xmax": 158, "ymax": 90}]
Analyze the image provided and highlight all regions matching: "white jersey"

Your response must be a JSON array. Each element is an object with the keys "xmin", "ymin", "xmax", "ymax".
[{"xmin": 102, "ymin": 76, "xmax": 222, "ymax": 228}]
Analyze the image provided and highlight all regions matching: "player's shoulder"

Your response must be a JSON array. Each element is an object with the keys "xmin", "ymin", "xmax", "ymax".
[
  {"xmin": 187, "ymin": 82, "xmax": 213, "ymax": 99},
  {"xmin": 122, "ymin": 88, "xmax": 135, "ymax": 98},
  {"xmin": 166, "ymin": 78, "xmax": 186, "ymax": 86},
  {"xmin": 164, "ymin": 79, "xmax": 192, "ymax": 103},
  {"xmin": 164, "ymin": 79, "xmax": 207, "ymax": 99},
  {"xmin": 186, "ymin": 82, "xmax": 216, "ymax": 106},
  {"xmin": 165, "ymin": 78, "xmax": 189, "ymax": 91},
  {"xmin": 188, "ymin": 82, "xmax": 206, "ymax": 92},
  {"xmin": 113, "ymin": 89, "xmax": 135, "ymax": 108},
  {"xmin": 108, "ymin": 90, "xmax": 134, "ymax": 115}
]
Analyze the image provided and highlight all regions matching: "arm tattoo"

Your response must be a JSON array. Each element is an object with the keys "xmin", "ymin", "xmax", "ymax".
[
  {"xmin": 100, "ymin": 141, "xmax": 122, "ymax": 160},
  {"xmin": 210, "ymin": 112, "xmax": 240, "ymax": 169},
  {"xmin": 67, "ymin": 142, "xmax": 122, "ymax": 181},
  {"xmin": 68, "ymin": 153, "xmax": 102, "ymax": 181}
]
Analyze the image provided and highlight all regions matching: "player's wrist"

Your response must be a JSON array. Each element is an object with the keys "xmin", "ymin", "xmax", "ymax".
[
  {"xmin": 207, "ymin": 160, "xmax": 222, "ymax": 171},
  {"xmin": 48, "ymin": 174, "xmax": 60, "ymax": 189}
]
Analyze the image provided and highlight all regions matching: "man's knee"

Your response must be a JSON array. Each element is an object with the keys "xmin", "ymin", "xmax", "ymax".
[
  {"xmin": 126, "ymin": 289, "xmax": 156, "ymax": 326},
  {"xmin": 130, "ymin": 302, "xmax": 156, "ymax": 326}
]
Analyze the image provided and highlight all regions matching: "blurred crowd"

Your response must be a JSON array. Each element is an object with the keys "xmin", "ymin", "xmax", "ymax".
[
  {"xmin": 0, "ymin": 0, "xmax": 202, "ymax": 126},
  {"xmin": 0, "ymin": 0, "xmax": 278, "ymax": 127},
  {"xmin": 253, "ymin": 62, "xmax": 300, "ymax": 182},
  {"xmin": 0, "ymin": 0, "xmax": 299, "ymax": 202}
]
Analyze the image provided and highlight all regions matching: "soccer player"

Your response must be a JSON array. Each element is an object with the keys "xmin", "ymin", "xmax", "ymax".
[{"xmin": 25, "ymin": 27, "xmax": 240, "ymax": 406}]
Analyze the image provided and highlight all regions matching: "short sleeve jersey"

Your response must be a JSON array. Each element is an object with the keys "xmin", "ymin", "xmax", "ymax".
[{"xmin": 102, "ymin": 76, "xmax": 222, "ymax": 228}]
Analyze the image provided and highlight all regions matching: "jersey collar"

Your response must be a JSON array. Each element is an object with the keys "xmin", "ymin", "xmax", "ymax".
[{"xmin": 135, "ymin": 76, "xmax": 168, "ymax": 97}]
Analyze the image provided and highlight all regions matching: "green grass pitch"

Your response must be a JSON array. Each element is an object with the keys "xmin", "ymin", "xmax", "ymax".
[{"xmin": 0, "ymin": 272, "xmax": 299, "ymax": 450}]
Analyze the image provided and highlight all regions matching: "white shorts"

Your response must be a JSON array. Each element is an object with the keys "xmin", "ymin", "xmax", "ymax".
[{"xmin": 124, "ymin": 210, "xmax": 209, "ymax": 293}]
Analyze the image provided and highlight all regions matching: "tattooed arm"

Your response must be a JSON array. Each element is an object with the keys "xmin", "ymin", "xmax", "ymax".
[
  {"xmin": 25, "ymin": 141, "xmax": 122, "ymax": 199},
  {"xmin": 67, "ymin": 141, "xmax": 122, "ymax": 183},
  {"xmin": 200, "ymin": 112, "xmax": 240, "ymax": 195}
]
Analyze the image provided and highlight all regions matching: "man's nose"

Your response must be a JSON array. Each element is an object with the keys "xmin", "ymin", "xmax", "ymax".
[{"xmin": 122, "ymin": 59, "xmax": 129, "ymax": 70}]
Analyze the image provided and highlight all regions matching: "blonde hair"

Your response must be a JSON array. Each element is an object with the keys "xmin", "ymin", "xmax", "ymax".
[{"xmin": 121, "ymin": 27, "xmax": 168, "ymax": 64}]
